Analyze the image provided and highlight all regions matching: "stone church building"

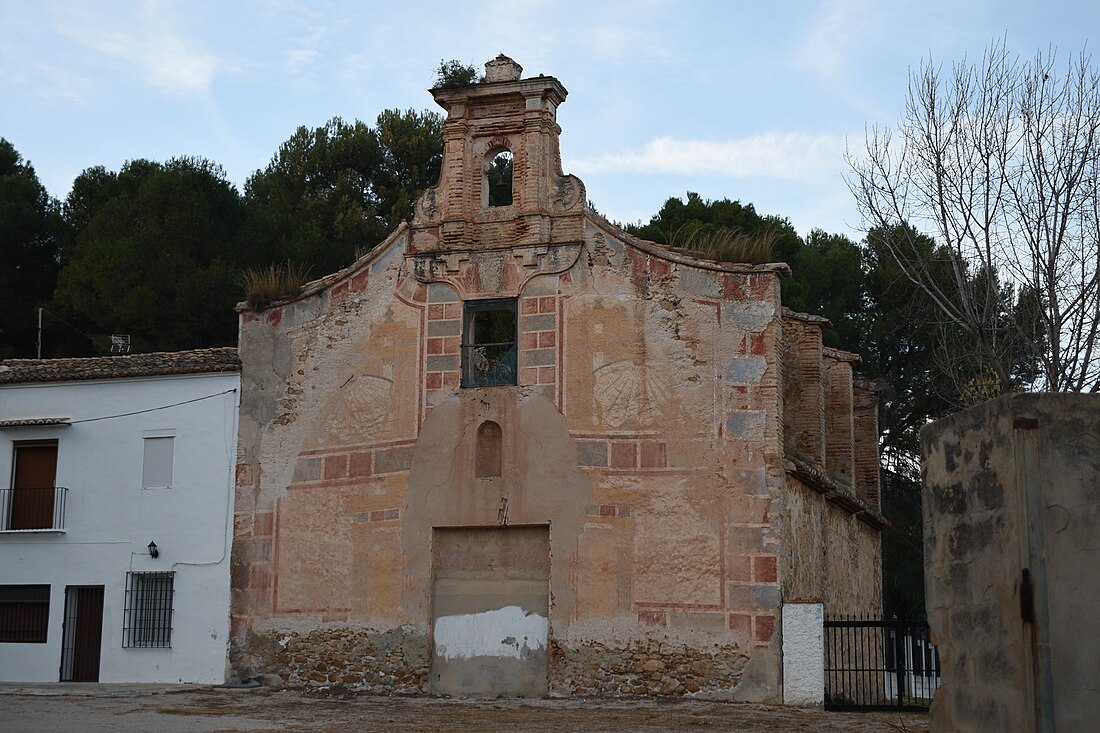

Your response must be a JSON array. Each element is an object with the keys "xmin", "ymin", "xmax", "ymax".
[{"xmin": 229, "ymin": 56, "xmax": 883, "ymax": 700}]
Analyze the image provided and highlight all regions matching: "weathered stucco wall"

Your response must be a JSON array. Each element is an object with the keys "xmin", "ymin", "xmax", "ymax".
[
  {"xmin": 230, "ymin": 59, "xmax": 883, "ymax": 701},
  {"xmin": 230, "ymin": 217, "xmax": 791, "ymax": 697},
  {"xmin": 922, "ymin": 393, "xmax": 1100, "ymax": 732},
  {"xmin": 777, "ymin": 476, "xmax": 881, "ymax": 616},
  {"xmin": 775, "ymin": 317, "xmax": 883, "ymax": 617}
]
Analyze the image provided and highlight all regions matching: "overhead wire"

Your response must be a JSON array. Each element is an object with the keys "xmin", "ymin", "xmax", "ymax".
[{"xmin": 68, "ymin": 388, "xmax": 238, "ymax": 424}]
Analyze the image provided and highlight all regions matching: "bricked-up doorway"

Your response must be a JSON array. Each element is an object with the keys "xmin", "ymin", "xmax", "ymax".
[{"xmin": 430, "ymin": 526, "xmax": 550, "ymax": 697}]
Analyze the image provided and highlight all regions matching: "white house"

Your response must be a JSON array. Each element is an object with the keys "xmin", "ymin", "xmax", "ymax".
[{"xmin": 0, "ymin": 348, "xmax": 239, "ymax": 683}]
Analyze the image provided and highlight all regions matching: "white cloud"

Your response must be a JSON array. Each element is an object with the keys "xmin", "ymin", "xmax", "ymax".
[
  {"xmin": 793, "ymin": 0, "xmax": 902, "ymax": 120},
  {"xmin": 288, "ymin": 48, "xmax": 321, "ymax": 73},
  {"xmin": 569, "ymin": 133, "xmax": 845, "ymax": 182},
  {"xmin": 53, "ymin": 2, "xmax": 218, "ymax": 95},
  {"xmin": 796, "ymin": 0, "xmax": 882, "ymax": 80}
]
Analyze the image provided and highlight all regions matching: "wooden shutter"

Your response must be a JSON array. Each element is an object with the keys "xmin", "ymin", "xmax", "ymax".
[{"xmin": 12, "ymin": 440, "xmax": 57, "ymax": 530}]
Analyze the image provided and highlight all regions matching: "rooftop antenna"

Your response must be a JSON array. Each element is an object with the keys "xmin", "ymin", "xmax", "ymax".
[{"xmin": 110, "ymin": 335, "xmax": 131, "ymax": 354}]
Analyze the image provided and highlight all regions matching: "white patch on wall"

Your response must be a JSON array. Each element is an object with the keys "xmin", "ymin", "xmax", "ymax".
[
  {"xmin": 433, "ymin": 605, "xmax": 548, "ymax": 661},
  {"xmin": 782, "ymin": 602, "xmax": 825, "ymax": 707}
]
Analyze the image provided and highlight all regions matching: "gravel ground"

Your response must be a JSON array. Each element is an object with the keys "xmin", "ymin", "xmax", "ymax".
[{"xmin": 0, "ymin": 685, "xmax": 929, "ymax": 733}]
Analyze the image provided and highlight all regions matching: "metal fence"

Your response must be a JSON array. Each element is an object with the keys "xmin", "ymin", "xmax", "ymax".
[
  {"xmin": 824, "ymin": 616, "xmax": 940, "ymax": 711},
  {"xmin": 0, "ymin": 486, "xmax": 68, "ymax": 531}
]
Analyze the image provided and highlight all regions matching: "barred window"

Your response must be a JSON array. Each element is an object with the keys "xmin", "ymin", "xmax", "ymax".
[
  {"xmin": 0, "ymin": 585, "xmax": 50, "ymax": 643},
  {"xmin": 462, "ymin": 299, "xmax": 517, "ymax": 387},
  {"xmin": 123, "ymin": 572, "xmax": 174, "ymax": 648}
]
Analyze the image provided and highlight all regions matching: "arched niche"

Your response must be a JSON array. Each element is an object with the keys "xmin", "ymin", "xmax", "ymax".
[{"xmin": 476, "ymin": 420, "xmax": 503, "ymax": 477}]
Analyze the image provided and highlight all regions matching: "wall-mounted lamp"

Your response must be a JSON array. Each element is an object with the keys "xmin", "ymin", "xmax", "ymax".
[{"xmin": 147, "ymin": 541, "xmax": 159, "ymax": 559}]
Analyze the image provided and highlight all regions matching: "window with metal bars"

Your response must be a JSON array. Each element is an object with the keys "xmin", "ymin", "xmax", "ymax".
[
  {"xmin": 462, "ymin": 299, "xmax": 517, "ymax": 387},
  {"xmin": 0, "ymin": 585, "xmax": 50, "ymax": 643},
  {"xmin": 123, "ymin": 572, "xmax": 174, "ymax": 648}
]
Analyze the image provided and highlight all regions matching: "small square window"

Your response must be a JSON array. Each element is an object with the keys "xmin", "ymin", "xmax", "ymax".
[
  {"xmin": 142, "ymin": 436, "xmax": 174, "ymax": 489},
  {"xmin": 123, "ymin": 572, "xmax": 174, "ymax": 648},
  {"xmin": 0, "ymin": 585, "xmax": 50, "ymax": 643},
  {"xmin": 462, "ymin": 299, "xmax": 517, "ymax": 387}
]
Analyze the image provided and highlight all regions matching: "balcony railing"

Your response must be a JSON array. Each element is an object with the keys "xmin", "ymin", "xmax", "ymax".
[{"xmin": 0, "ymin": 487, "xmax": 68, "ymax": 532}]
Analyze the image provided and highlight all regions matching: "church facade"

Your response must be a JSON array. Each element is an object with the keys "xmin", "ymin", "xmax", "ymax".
[{"xmin": 228, "ymin": 56, "xmax": 883, "ymax": 700}]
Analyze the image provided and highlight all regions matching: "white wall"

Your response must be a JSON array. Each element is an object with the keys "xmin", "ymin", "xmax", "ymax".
[
  {"xmin": 0, "ymin": 372, "xmax": 239, "ymax": 683},
  {"xmin": 782, "ymin": 602, "xmax": 824, "ymax": 707}
]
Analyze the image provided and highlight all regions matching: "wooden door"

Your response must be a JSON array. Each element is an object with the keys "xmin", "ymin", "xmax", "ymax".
[
  {"xmin": 60, "ymin": 586, "xmax": 104, "ymax": 682},
  {"xmin": 11, "ymin": 440, "xmax": 57, "ymax": 530}
]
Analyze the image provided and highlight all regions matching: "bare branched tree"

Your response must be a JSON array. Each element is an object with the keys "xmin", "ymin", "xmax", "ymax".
[{"xmin": 848, "ymin": 39, "xmax": 1100, "ymax": 393}]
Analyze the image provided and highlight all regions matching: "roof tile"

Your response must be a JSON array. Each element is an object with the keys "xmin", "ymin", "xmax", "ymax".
[{"xmin": 0, "ymin": 347, "xmax": 240, "ymax": 385}]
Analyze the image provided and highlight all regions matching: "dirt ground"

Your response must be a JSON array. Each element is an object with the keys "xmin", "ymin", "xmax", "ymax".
[{"xmin": 0, "ymin": 684, "xmax": 929, "ymax": 733}]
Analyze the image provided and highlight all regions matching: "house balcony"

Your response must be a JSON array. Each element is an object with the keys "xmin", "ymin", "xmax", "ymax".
[{"xmin": 0, "ymin": 487, "xmax": 68, "ymax": 532}]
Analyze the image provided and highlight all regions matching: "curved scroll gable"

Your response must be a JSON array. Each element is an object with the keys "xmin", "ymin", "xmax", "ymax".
[
  {"xmin": 553, "ymin": 174, "xmax": 585, "ymax": 213},
  {"xmin": 412, "ymin": 186, "xmax": 439, "ymax": 227}
]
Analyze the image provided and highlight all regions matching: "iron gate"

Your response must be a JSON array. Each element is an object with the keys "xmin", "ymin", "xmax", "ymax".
[{"xmin": 824, "ymin": 616, "xmax": 940, "ymax": 711}]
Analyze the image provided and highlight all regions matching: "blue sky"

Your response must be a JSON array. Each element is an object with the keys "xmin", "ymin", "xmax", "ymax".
[{"xmin": 3, "ymin": 0, "xmax": 1098, "ymax": 240}]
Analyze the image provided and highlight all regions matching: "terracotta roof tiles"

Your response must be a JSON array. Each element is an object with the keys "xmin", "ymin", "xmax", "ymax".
[{"xmin": 0, "ymin": 347, "xmax": 240, "ymax": 385}]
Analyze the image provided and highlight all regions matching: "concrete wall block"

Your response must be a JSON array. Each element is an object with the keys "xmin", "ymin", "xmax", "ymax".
[
  {"xmin": 725, "ymin": 356, "xmax": 767, "ymax": 384},
  {"xmin": 520, "ymin": 348, "xmax": 556, "ymax": 367},
  {"xmin": 427, "ymin": 319, "xmax": 462, "ymax": 337},
  {"xmin": 374, "ymin": 446, "xmax": 413, "ymax": 474},
  {"xmin": 292, "ymin": 457, "xmax": 321, "ymax": 483},
  {"xmin": 426, "ymin": 354, "xmax": 460, "ymax": 372},
  {"xmin": 520, "ymin": 313, "xmax": 556, "ymax": 332},
  {"xmin": 729, "ymin": 526, "xmax": 767, "ymax": 554},
  {"xmin": 781, "ymin": 602, "xmax": 824, "ymax": 707},
  {"xmin": 752, "ymin": 585, "xmax": 779, "ymax": 611},
  {"xmin": 576, "ymin": 441, "xmax": 608, "ymax": 466},
  {"xmin": 727, "ymin": 585, "xmax": 754, "ymax": 611},
  {"xmin": 726, "ymin": 410, "xmax": 766, "ymax": 440},
  {"xmin": 735, "ymin": 468, "xmax": 769, "ymax": 496}
]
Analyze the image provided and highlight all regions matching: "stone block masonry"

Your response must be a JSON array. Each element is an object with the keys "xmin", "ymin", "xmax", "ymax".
[
  {"xmin": 259, "ymin": 626, "xmax": 753, "ymax": 698},
  {"xmin": 259, "ymin": 628, "xmax": 429, "ymax": 693},
  {"xmin": 554, "ymin": 639, "xmax": 749, "ymax": 696}
]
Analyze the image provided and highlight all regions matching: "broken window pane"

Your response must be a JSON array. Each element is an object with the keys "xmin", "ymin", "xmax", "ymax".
[{"xmin": 463, "ymin": 300, "xmax": 517, "ymax": 387}]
